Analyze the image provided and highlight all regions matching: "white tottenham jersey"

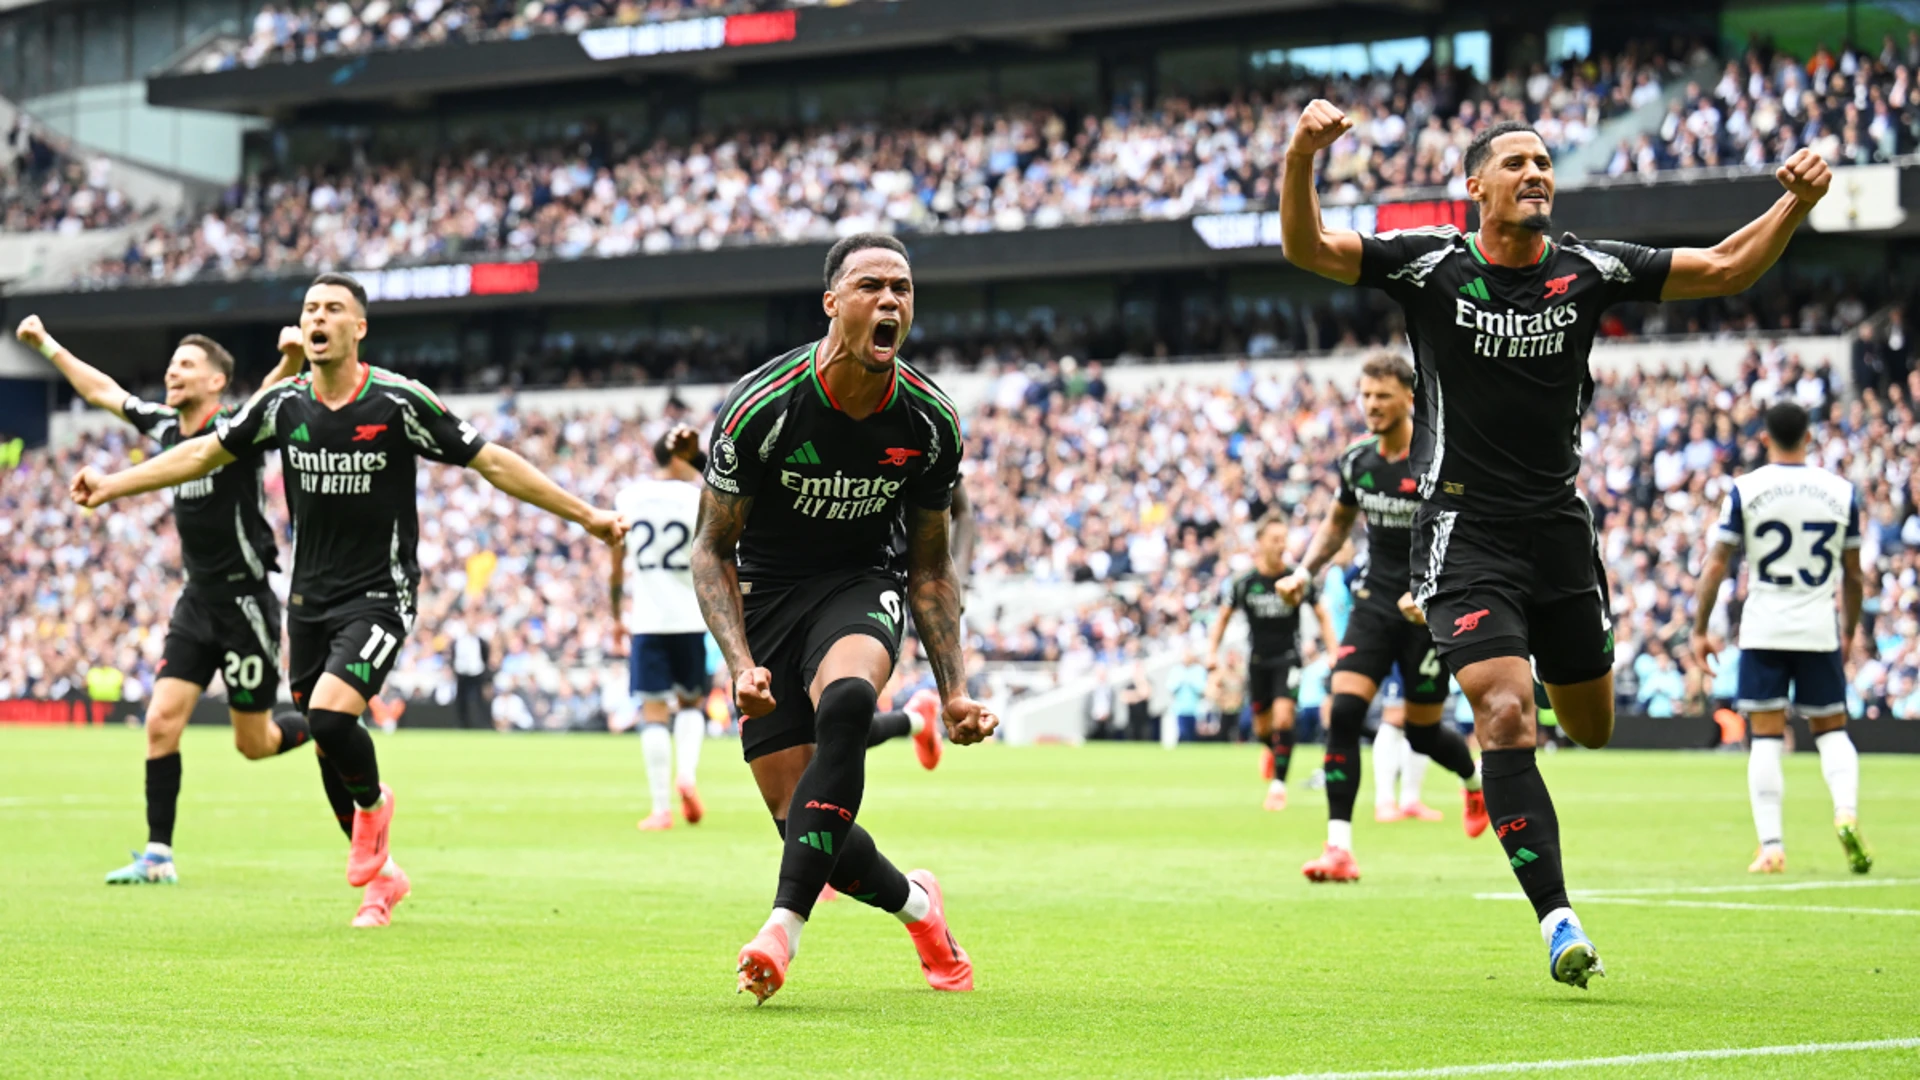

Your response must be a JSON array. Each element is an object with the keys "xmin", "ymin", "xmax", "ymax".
[
  {"xmin": 1714, "ymin": 463, "xmax": 1861, "ymax": 652},
  {"xmin": 615, "ymin": 478, "xmax": 707, "ymax": 635}
]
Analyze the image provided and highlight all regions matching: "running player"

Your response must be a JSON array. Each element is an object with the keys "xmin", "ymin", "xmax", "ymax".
[
  {"xmin": 1282, "ymin": 102, "xmax": 1831, "ymax": 986},
  {"xmin": 1205, "ymin": 511, "xmax": 1336, "ymax": 810},
  {"xmin": 20, "ymin": 315, "xmax": 306, "ymax": 885},
  {"xmin": 1692, "ymin": 401, "xmax": 1870, "ymax": 875},
  {"xmin": 1280, "ymin": 352, "xmax": 1488, "ymax": 883},
  {"xmin": 71, "ymin": 273, "xmax": 626, "ymax": 926},
  {"xmin": 691, "ymin": 233, "xmax": 992, "ymax": 1004},
  {"xmin": 612, "ymin": 424, "xmax": 711, "ymax": 831}
]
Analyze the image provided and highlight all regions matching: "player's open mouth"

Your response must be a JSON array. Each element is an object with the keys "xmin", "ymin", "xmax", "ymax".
[
  {"xmin": 1519, "ymin": 188, "xmax": 1549, "ymax": 205},
  {"xmin": 309, "ymin": 330, "xmax": 331, "ymax": 350},
  {"xmin": 872, "ymin": 319, "xmax": 900, "ymax": 357}
]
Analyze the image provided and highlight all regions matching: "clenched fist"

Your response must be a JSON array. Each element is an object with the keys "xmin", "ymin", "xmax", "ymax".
[
  {"xmin": 1288, "ymin": 99, "xmax": 1353, "ymax": 158},
  {"xmin": 942, "ymin": 695, "xmax": 1000, "ymax": 746},
  {"xmin": 734, "ymin": 666, "xmax": 777, "ymax": 719},
  {"xmin": 71, "ymin": 465, "xmax": 113, "ymax": 509},
  {"xmin": 277, "ymin": 325, "xmax": 307, "ymax": 362},
  {"xmin": 1775, "ymin": 148, "xmax": 1831, "ymax": 207},
  {"xmin": 15, "ymin": 314, "xmax": 47, "ymax": 352}
]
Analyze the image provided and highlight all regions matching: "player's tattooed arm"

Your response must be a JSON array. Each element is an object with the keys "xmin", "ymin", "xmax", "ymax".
[
  {"xmin": 1281, "ymin": 501, "xmax": 1359, "ymax": 603},
  {"xmin": 905, "ymin": 504, "xmax": 998, "ymax": 745},
  {"xmin": 469, "ymin": 444, "xmax": 625, "ymax": 545},
  {"xmin": 71, "ymin": 436, "xmax": 236, "ymax": 509},
  {"xmin": 692, "ymin": 487, "xmax": 775, "ymax": 716}
]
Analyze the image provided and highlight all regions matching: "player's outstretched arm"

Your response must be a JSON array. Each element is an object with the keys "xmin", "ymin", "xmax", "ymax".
[
  {"xmin": 1663, "ymin": 149, "xmax": 1831, "ymax": 301},
  {"xmin": 690, "ymin": 486, "xmax": 775, "ymax": 717},
  {"xmin": 18, "ymin": 315, "xmax": 132, "ymax": 421},
  {"xmin": 1279, "ymin": 99, "xmax": 1366, "ymax": 285},
  {"xmin": 1689, "ymin": 540, "xmax": 1738, "ymax": 670},
  {"xmin": 905, "ymin": 504, "xmax": 998, "ymax": 745},
  {"xmin": 71, "ymin": 436, "xmax": 235, "ymax": 509},
  {"xmin": 468, "ymin": 443, "xmax": 625, "ymax": 544},
  {"xmin": 1281, "ymin": 500, "xmax": 1359, "ymax": 603}
]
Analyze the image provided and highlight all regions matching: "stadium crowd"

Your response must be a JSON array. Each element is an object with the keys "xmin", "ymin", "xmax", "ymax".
[
  {"xmin": 10, "ymin": 333, "xmax": 1920, "ymax": 728},
  {"xmin": 203, "ymin": 0, "xmax": 820, "ymax": 72},
  {"xmin": 0, "ymin": 120, "xmax": 140, "ymax": 235},
  {"xmin": 1606, "ymin": 33, "xmax": 1920, "ymax": 175},
  {"xmin": 81, "ymin": 40, "xmax": 1700, "ymax": 285}
]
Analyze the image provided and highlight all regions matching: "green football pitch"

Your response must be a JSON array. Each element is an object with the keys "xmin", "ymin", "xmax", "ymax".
[{"xmin": 1, "ymin": 726, "xmax": 1916, "ymax": 1079}]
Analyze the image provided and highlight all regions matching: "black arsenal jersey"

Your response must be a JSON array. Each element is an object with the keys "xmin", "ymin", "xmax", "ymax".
[
  {"xmin": 704, "ymin": 342, "xmax": 964, "ymax": 588},
  {"xmin": 123, "ymin": 396, "xmax": 279, "ymax": 591},
  {"xmin": 1226, "ymin": 568, "xmax": 1316, "ymax": 660},
  {"xmin": 1335, "ymin": 435, "xmax": 1419, "ymax": 601},
  {"xmin": 217, "ymin": 364, "xmax": 486, "ymax": 611},
  {"xmin": 1357, "ymin": 228, "xmax": 1671, "ymax": 515}
]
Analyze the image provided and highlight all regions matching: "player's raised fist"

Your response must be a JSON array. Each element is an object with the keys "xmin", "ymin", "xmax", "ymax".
[
  {"xmin": 942, "ymin": 695, "xmax": 999, "ymax": 745},
  {"xmin": 1775, "ymin": 148, "xmax": 1831, "ymax": 205},
  {"xmin": 1288, "ymin": 99, "xmax": 1353, "ymax": 157},
  {"xmin": 734, "ymin": 666, "xmax": 777, "ymax": 718},
  {"xmin": 16, "ymin": 314, "xmax": 47, "ymax": 350},
  {"xmin": 71, "ymin": 465, "xmax": 112, "ymax": 509},
  {"xmin": 1276, "ymin": 569, "xmax": 1310, "ymax": 606},
  {"xmin": 277, "ymin": 325, "xmax": 307, "ymax": 360}
]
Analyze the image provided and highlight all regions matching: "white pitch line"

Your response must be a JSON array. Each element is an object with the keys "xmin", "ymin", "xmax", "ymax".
[
  {"xmin": 1577, "ymin": 897, "xmax": 1920, "ymax": 917},
  {"xmin": 1237, "ymin": 1037, "xmax": 1920, "ymax": 1080},
  {"xmin": 1474, "ymin": 877, "xmax": 1920, "ymax": 900}
]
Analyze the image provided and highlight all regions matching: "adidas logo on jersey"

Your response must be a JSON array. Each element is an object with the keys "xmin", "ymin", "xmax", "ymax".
[
  {"xmin": 1459, "ymin": 277, "xmax": 1490, "ymax": 301},
  {"xmin": 785, "ymin": 440, "xmax": 822, "ymax": 465},
  {"xmin": 288, "ymin": 422, "xmax": 311, "ymax": 442}
]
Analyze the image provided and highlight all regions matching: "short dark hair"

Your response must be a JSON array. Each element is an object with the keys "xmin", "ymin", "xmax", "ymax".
[
  {"xmin": 1359, "ymin": 351, "xmax": 1415, "ymax": 390},
  {"xmin": 1764, "ymin": 400, "xmax": 1811, "ymax": 449},
  {"xmin": 1256, "ymin": 510, "xmax": 1287, "ymax": 535},
  {"xmin": 309, "ymin": 271, "xmax": 369, "ymax": 314},
  {"xmin": 824, "ymin": 233, "xmax": 908, "ymax": 288},
  {"xmin": 177, "ymin": 333, "xmax": 234, "ymax": 385},
  {"xmin": 1464, "ymin": 121, "xmax": 1544, "ymax": 176}
]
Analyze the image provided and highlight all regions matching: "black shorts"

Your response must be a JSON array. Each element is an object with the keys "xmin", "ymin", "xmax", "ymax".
[
  {"xmin": 739, "ymin": 568, "xmax": 906, "ymax": 761},
  {"xmin": 287, "ymin": 593, "xmax": 412, "ymax": 708},
  {"xmin": 1411, "ymin": 500, "xmax": 1613, "ymax": 686},
  {"xmin": 1334, "ymin": 598, "xmax": 1448, "ymax": 705},
  {"xmin": 1247, "ymin": 654, "xmax": 1300, "ymax": 713},
  {"xmin": 158, "ymin": 585, "xmax": 283, "ymax": 712}
]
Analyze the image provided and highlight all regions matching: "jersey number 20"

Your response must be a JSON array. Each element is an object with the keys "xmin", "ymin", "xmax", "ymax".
[{"xmin": 1754, "ymin": 521, "xmax": 1837, "ymax": 587}]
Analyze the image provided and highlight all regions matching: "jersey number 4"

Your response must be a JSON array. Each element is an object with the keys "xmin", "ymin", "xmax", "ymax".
[
  {"xmin": 629, "ymin": 521, "xmax": 692, "ymax": 571},
  {"xmin": 1754, "ymin": 521, "xmax": 1838, "ymax": 587}
]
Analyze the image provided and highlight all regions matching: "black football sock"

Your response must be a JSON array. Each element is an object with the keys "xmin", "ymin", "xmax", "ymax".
[
  {"xmin": 308, "ymin": 708, "xmax": 382, "ymax": 809},
  {"xmin": 315, "ymin": 750, "xmax": 355, "ymax": 839},
  {"xmin": 146, "ymin": 752, "xmax": 182, "ymax": 847},
  {"xmin": 867, "ymin": 710, "xmax": 912, "ymax": 748},
  {"xmin": 272, "ymin": 713, "xmax": 311, "ymax": 755},
  {"xmin": 1270, "ymin": 724, "xmax": 1296, "ymax": 783},
  {"xmin": 1481, "ymin": 747, "xmax": 1570, "ymax": 920},
  {"xmin": 1405, "ymin": 719, "xmax": 1476, "ymax": 781},
  {"xmin": 771, "ymin": 814, "xmax": 911, "ymax": 913},
  {"xmin": 774, "ymin": 677, "xmax": 876, "ymax": 919},
  {"xmin": 1323, "ymin": 693, "xmax": 1368, "ymax": 823}
]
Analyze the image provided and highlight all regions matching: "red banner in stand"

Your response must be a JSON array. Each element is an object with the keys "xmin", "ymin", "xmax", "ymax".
[
  {"xmin": 1374, "ymin": 200, "xmax": 1471, "ymax": 233},
  {"xmin": 725, "ymin": 11, "xmax": 797, "ymax": 47},
  {"xmin": 470, "ymin": 262, "xmax": 540, "ymax": 296}
]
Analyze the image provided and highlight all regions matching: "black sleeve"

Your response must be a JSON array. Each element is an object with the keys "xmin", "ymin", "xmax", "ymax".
[
  {"xmin": 215, "ymin": 386, "xmax": 289, "ymax": 462},
  {"xmin": 703, "ymin": 378, "xmax": 774, "ymax": 499},
  {"xmin": 906, "ymin": 408, "xmax": 964, "ymax": 512},
  {"xmin": 121, "ymin": 396, "xmax": 177, "ymax": 441},
  {"xmin": 393, "ymin": 385, "xmax": 486, "ymax": 466},
  {"xmin": 1355, "ymin": 228, "xmax": 1460, "ymax": 300},
  {"xmin": 1584, "ymin": 239, "xmax": 1674, "ymax": 306},
  {"xmin": 1224, "ymin": 575, "xmax": 1245, "ymax": 612},
  {"xmin": 1335, "ymin": 448, "xmax": 1360, "ymax": 508}
]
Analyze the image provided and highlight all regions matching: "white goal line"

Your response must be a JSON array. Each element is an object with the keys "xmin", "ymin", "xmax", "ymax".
[{"xmin": 1235, "ymin": 1036, "xmax": 1920, "ymax": 1080}]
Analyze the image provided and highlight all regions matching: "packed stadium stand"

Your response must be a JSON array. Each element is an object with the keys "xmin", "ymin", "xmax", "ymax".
[{"xmin": 5, "ymin": 0, "xmax": 1920, "ymax": 741}]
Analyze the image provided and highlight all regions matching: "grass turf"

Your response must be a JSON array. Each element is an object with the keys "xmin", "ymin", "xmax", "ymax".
[{"xmin": 0, "ymin": 726, "xmax": 1915, "ymax": 1079}]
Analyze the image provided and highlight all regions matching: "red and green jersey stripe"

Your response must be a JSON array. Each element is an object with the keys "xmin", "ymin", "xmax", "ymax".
[
  {"xmin": 723, "ymin": 344, "xmax": 814, "ymax": 437},
  {"xmin": 810, "ymin": 351, "xmax": 900, "ymax": 414},
  {"xmin": 1466, "ymin": 232, "xmax": 1553, "ymax": 266},
  {"xmin": 897, "ymin": 363, "xmax": 961, "ymax": 453},
  {"xmin": 368, "ymin": 366, "xmax": 446, "ymax": 413}
]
